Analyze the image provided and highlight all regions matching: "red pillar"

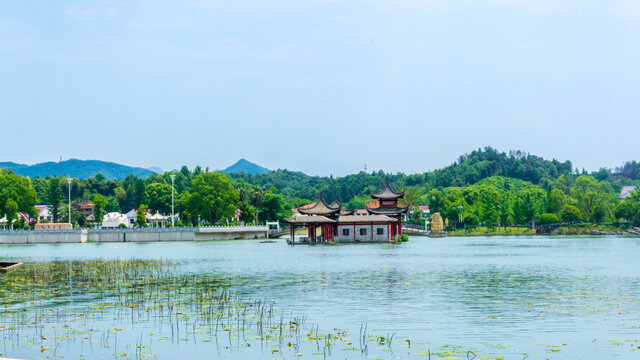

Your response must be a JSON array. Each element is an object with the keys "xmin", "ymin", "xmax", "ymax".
[
  {"xmin": 398, "ymin": 217, "xmax": 402, "ymax": 236},
  {"xmin": 353, "ymin": 224, "xmax": 356, "ymax": 242},
  {"xmin": 387, "ymin": 223, "xmax": 390, "ymax": 241},
  {"xmin": 290, "ymin": 226, "xmax": 295, "ymax": 243}
]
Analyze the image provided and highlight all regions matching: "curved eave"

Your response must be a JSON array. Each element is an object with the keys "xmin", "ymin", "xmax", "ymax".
[
  {"xmin": 284, "ymin": 215, "xmax": 336, "ymax": 224},
  {"xmin": 298, "ymin": 208, "xmax": 340, "ymax": 216},
  {"xmin": 298, "ymin": 197, "xmax": 340, "ymax": 215},
  {"xmin": 370, "ymin": 182, "xmax": 405, "ymax": 200},
  {"xmin": 365, "ymin": 206, "xmax": 408, "ymax": 215}
]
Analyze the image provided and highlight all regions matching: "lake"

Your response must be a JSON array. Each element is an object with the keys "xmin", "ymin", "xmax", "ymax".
[{"xmin": 1, "ymin": 236, "xmax": 639, "ymax": 359}]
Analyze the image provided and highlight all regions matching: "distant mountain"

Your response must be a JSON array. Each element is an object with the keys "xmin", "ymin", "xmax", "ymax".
[
  {"xmin": 221, "ymin": 159, "xmax": 270, "ymax": 175},
  {"xmin": 147, "ymin": 166, "xmax": 164, "ymax": 174},
  {"xmin": 0, "ymin": 159, "xmax": 155, "ymax": 180}
]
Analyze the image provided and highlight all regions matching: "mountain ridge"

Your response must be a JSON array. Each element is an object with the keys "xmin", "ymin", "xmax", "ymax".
[
  {"xmin": 0, "ymin": 159, "xmax": 155, "ymax": 180},
  {"xmin": 220, "ymin": 159, "xmax": 270, "ymax": 175}
]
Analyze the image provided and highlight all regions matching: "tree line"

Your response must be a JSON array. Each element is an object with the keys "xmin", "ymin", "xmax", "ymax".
[{"xmin": 2, "ymin": 147, "xmax": 640, "ymax": 229}]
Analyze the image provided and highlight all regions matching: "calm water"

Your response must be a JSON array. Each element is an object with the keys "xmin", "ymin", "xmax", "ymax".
[{"xmin": 1, "ymin": 236, "xmax": 640, "ymax": 359}]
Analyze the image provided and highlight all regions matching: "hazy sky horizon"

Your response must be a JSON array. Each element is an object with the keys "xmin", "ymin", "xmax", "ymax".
[{"xmin": 2, "ymin": 1, "xmax": 639, "ymax": 176}]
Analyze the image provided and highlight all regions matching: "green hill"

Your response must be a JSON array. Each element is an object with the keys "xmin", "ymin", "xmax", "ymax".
[
  {"xmin": 0, "ymin": 159, "xmax": 155, "ymax": 180},
  {"xmin": 221, "ymin": 159, "xmax": 270, "ymax": 175}
]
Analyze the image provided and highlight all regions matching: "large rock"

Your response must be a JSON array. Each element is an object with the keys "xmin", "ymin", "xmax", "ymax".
[{"xmin": 430, "ymin": 212, "xmax": 444, "ymax": 233}]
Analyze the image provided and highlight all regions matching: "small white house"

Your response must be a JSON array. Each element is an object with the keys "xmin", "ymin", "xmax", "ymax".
[{"xmin": 102, "ymin": 212, "xmax": 129, "ymax": 228}]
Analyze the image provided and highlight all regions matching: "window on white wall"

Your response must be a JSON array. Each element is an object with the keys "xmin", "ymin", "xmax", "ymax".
[
  {"xmin": 342, "ymin": 228, "xmax": 349, "ymax": 236},
  {"xmin": 360, "ymin": 228, "xmax": 367, "ymax": 235},
  {"xmin": 377, "ymin": 228, "xmax": 384, "ymax": 235}
]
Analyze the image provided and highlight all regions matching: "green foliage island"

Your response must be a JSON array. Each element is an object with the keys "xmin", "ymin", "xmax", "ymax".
[{"xmin": 1, "ymin": 147, "xmax": 640, "ymax": 232}]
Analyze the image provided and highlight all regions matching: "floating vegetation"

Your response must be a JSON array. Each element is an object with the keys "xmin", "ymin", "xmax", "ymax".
[{"xmin": 0, "ymin": 260, "xmax": 494, "ymax": 359}]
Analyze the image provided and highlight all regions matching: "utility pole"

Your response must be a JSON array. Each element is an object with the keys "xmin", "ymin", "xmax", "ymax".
[
  {"xmin": 169, "ymin": 174, "xmax": 176, "ymax": 227},
  {"xmin": 67, "ymin": 177, "xmax": 73, "ymax": 225}
]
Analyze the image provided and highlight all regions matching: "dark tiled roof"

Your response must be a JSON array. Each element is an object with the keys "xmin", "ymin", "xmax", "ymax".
[
  {"xmin": 370, "ymin": 182, "xmax": 405, "ymax": 200},
  {"xmin": 284, "ymin": 215, "xmax": 336, "ymax": 224},
  {"xmin": 298, "ymin": 197, "xmax": 340, "ymax": 215},
  {"xmin": 366, "ymin": 206, "xmax": 408, "ymax": 215},
  {"xmin": 338, "ymin": 208, "xmax": 355, "ymax": 215}
]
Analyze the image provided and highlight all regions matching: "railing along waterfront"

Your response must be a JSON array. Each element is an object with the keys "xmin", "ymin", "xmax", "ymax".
[{"xmin": 0, "ymin": 225, "xmax": 268, "ymax": 235}]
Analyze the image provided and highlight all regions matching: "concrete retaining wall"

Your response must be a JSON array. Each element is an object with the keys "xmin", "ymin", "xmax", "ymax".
[
  {"xmin": 88, "ymin": 230, "xmax": 196, "ymax": 242},
  {"xmin": 0, "ymin": 226, "xmax": 266, "ymax": 244},
  {"xmin": 0, "ymin": 231, "xmax": 86, "ymax": 244}
]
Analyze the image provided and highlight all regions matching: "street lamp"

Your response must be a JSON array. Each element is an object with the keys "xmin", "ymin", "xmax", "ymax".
[
  {"xmin": 169, "ymin": 174, "xmax": 176, "ymax": 227},
  {"xmin": 66, "ymin": 178, "xmax": 73, "ymax": 226}
]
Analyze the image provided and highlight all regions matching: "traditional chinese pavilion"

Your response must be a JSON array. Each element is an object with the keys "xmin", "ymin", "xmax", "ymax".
[{"xmin": 285, "ymin": 182, "xmax": 408, "ymax": 244}]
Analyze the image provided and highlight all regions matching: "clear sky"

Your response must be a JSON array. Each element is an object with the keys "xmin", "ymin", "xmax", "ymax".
[{"xmin": 1, "ymin": 1, "xmax": 639, "ymax": 176}]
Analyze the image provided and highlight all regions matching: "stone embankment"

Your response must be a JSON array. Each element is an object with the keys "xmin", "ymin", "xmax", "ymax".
[{"xmin": 590, "ymin": 227, "xmax": 640, "ymax": 236}]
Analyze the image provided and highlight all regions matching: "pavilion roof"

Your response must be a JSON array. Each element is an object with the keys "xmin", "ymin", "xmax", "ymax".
[
  {"xmin": 365, "ymin": 206, "xmax": 408, "ymax": 215},
  {"xmin": 338, "ymin": 208, "xmax": 355, "ymax": 216},
  {"xmin": 370, "ymin": 182, "xmax": 405, "ymax": 200},
  {"xmin": 297, "ymin": 197, "xmax": 341, "ymax": 215},
  {"xmin": 284, "ymin": 215, "xmax": 336, "ymax": 224}
]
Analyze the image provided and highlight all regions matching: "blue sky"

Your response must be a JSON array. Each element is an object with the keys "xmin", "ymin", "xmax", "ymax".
[{"xmin": 1, "ymin": 1, "xmax": 639, "ymax": 176}]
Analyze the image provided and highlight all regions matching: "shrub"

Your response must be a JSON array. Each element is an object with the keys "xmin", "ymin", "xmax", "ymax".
[
  {"xmin": 463, "ymin": 214, "xmax": 479, "ymax": 229},
  {"xmin": 539, "ymin": 213, "xmax": 559, "ymax": 225},
  {"xmin": 560, "ymin": 205, "xmax": 581, "ymax": 224}
]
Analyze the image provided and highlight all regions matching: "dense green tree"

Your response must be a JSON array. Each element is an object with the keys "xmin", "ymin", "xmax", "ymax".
[
  {"xmin": 5, "ymin": 199, "xmax": 18, "ymax": 229},
  {"xmin": 190, "ymin": 172, "xmax": 239, "ymax": 224},
  {"xmin": 145, "ymin": 183, "xmax": 172, "ymax": 214},
  {"xmin": 0, "ymin": 170, "xmax": 37, "ymax": 217},
  {"xmin": 569, "ymin": 175, "xmax": 614, "ymax": 222},
  {"xmin": 560, "ymin": 205, "xmax": 582, "ymax": 225},
  {"xmin": 404, "ymin": 187, "xmax": 424, "ymax": 209},
  {"xmin": 260, "ymin": 192, "xmax": 290, "ymax": 222},
  {"xmin": 105, "ymin": 196, "xmax": 121, "ymax": 213},
  {"xmin": 238, "ymin": 201, "xmax": 256, "ymax": 224},
  {"xmin": 47, "ymin": 177, "xmax": 62, "ymax": 223},
  {"xmin": 513, "ymin": 188, "xmax": 545, "ymax": 225},
  {"xmin": 77, "ymin": 213, "xmax": 87, "ymax": 228},
  {"xmin": 614, "ymin": 200, "xmax": 636, "ymax": 222},
  {"xmin": 539, "ymin": 213, "xmax": 559, "ymax": 225},
  {"xmin": 463, "ymin": 213, "xmax": 479, "ymax": 229},
  {"xmin": 93, "ymin": 194, "xmax": 107, "ymax": 223},
  {"xmin": 136, "ymin": 204, "xmax": 148, "ymax": 227},
  {"xmin": 427, "ymin": 189, "xmax": 446, "ymax": 215},
  {"xmin": 547, "ymin": 188, "xmax": 566, "ymax": 214},
  {"xmin": 592, "ymin": 205, "xmax": 608, "ymax": 224}
]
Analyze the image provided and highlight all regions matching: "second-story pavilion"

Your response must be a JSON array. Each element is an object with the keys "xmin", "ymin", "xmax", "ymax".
[{"xmin": 285, "ymin": 182, "xmax": 408, "ymax": 244}]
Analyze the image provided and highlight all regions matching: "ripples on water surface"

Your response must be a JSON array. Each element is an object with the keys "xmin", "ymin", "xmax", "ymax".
[{"xmin": 1, "ymin": 236, "xmax": 639, "ymax": 359}]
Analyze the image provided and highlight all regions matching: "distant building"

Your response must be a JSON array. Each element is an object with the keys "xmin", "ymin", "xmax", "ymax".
[
  {"xmin": 35, "ymin": 204, "xmax": 53, "ymax": 222},
  {"xmin": 418, "ymin": 206, "xmax": 430, "ymax": 218},
  {"xmin": 125, "ymin": 208, "xmax": 152, "ymax": 227},
  {"xmin": 125, "ymin": 209, "xmax": 138, "ymax": 226},
  {"xmin": 292, "ymin": 202, "xmax": 316, "ymax": 213},
  {"xmin": 73, "ymin": 202, "xmax": 95, "ymax": 218},
  {"xmin": 285, "ymin": 182, "xmax": 408, "ymax": 243},
  {"xmin": 102, "ymin": 212, "xmax": 129, "ymax": 228},
  {"xmin": 619, "ymin": 186, "xmax": 637, "ymax": 202}
]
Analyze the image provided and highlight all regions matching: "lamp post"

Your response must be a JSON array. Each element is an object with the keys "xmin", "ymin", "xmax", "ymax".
[
  {"xmin": 66, "ymin": 177, "xmax": 73, "ymax": 226},
  {"xmin": 169, "ymin": 174, "xmax": 176, "ymax": 227},
  {"xmin": 456, "ymin": 205, "xmax": 463, "ymax": 234}
]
